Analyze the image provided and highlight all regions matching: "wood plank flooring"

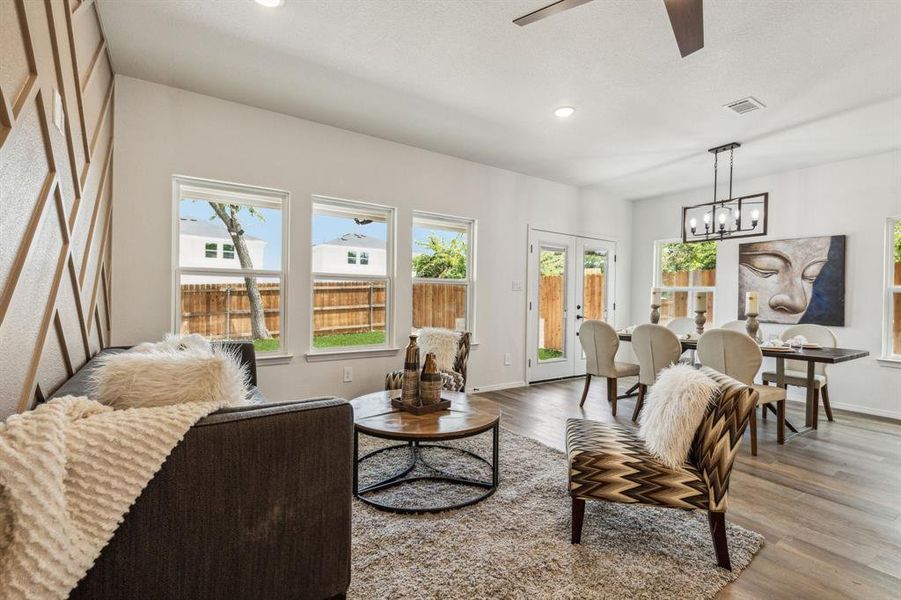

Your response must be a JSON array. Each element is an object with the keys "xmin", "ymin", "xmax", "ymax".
[{"xmin": 476, "ymin": 377, "xmax": 901, "ymax": 599}]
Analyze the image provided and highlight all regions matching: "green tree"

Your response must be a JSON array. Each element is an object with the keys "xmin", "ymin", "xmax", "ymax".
[
  {"xmin": 894, "ymin": 221, "xmax": 901, "ymax": 263},
  {"xmin": 540, "ymin": 251, "xmax": 564, "ymax": 276},
  {"xmin": 660, "ymin": 241, "xmax": 717, "ymax": 273},
  {"xmin": 412, "ymin": 234, "xmax": 467, "ymax": 278},
  {"xmin": 208, "ymin": 203, "xmax": 271, "ymax": 341}
]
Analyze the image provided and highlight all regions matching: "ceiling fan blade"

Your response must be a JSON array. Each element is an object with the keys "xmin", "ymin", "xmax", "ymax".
[
  {"xmin": 663, "ymin": 0, "xmax": 704, "ymax": 57},
  {"xmin": 513, "ymin": 0, "xmax": 594, "ymax": 27}
]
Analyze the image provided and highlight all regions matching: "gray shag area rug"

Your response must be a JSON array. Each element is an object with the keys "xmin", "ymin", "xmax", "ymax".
[{"xmin": 350, "ymin": 427, "xmax": 763, "ymax": 599}]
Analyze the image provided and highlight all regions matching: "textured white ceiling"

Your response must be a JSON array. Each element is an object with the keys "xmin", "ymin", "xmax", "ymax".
[{"xmin": 97, "ymin": 0, "xmax": 901, "ymax": 198}]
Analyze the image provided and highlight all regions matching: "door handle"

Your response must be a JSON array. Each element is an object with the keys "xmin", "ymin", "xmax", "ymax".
[{"xmin": 576, "ymin": 315, "xmax": 584, "ymax": 320}]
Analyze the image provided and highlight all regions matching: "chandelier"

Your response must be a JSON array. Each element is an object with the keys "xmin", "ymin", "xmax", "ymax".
[{"xmin": 681, "ymin": 142, "xmax": 768, "ymax": 244}]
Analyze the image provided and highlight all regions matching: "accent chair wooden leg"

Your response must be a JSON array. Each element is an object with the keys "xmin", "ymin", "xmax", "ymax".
[
  {"xmin": 608, "ymin": 378, "xmax": 618, "ymax": 416},
  {"xmin": 580, "ymin": 374, "xmax": 592, "ymax": 407},
  {"xmin": 777, "ymin": 400, "xmax": 785, "ymax": 445},
  {"xmin": 708, "ymin": 511, "xmax": 732, "ymax": 570},
  {"xmin": 749, "ymin": 406, "xmax": 758, "ymax": 456},
  {"xmin": 572, "ymin": 497, "xmax": 585, "ymax": 544},
  {"xmin": 632, "ymin": 384, "xmax": 646, "ymax": 422},
  {"xmin": 822, "ymin": 385, "xmax": 834, "ymax": 421}
]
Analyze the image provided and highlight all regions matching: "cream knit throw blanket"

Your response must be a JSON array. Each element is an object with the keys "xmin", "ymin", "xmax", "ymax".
[{"xmin": 0, "ymin": 395, "xmax": 223, "ymax": 600}]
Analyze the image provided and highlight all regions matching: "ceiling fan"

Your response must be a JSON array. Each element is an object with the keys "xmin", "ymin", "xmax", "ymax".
[{"xmin": 513, "ymin": 0, "xmax": 704, "ymax": 58}]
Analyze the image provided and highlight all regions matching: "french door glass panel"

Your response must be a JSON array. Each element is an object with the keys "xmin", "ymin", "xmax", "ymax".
[{"xmin": 538, "ymin": 246, "xmax": 567, "ymax": 362}]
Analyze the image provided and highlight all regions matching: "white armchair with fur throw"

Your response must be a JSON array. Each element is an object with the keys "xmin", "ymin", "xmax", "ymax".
[{"xmin": 385, "ymin": 328, "xmax": 471, "ymax": 392}]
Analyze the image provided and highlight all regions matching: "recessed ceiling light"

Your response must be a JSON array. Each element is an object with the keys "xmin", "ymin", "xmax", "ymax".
[
  {"xmin": 254, "ymin": 0, "xmax": 284, "ymax": 7},
  {"xmin": 554, "ymin": 106, "xmax": 575, "ymax": 118}
]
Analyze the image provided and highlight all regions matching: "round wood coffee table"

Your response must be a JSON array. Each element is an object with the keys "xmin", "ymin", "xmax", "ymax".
[{"xmin": 351, "ymin": 390, "xmax": 500, "ymax": 514}]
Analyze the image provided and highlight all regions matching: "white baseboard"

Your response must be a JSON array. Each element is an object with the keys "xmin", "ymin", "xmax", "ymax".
[
  {"xmin": 470, "ymin": 380, "xmax": 527, "ymax": 393},
  {"xmin": 783, "ymin": 395, "xmax": 901, "ymax": 421}
]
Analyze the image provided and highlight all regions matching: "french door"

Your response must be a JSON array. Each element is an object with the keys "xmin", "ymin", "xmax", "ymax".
[{"xmin": 527, "ymin": 229, "xmax": 616, "ymax": 382}]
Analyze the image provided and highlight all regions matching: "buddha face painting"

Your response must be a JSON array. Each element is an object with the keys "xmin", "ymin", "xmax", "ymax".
[{"xmin": 738, "ymin": 236, "xmax": 845, "ymax": 325}]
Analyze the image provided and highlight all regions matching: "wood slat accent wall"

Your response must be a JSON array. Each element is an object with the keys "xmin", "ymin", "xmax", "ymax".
[{"xmin": 0, "ymin": 0, "xmax": 114, "ymax": 419}]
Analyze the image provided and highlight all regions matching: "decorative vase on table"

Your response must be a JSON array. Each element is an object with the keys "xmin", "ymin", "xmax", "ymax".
[
  {"xmin": 401, "ymin": 335, "xmax": 420, "ymax": 407},
  {"xmin": 419, "ymin": 352, "xmax": 442, "ymax": 406}
]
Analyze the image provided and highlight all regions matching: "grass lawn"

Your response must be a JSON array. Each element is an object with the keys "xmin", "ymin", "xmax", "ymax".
[
  {"xmin": 313, "ymin": 331, "xmax": 386, "ymax": 348},
  {"xmin": 252, "ymin": 338, "xmax": 281, "ymax": 353},
  {"xmin": 538, "ymin": 347, "xmax": 564, "ymax": 361}
]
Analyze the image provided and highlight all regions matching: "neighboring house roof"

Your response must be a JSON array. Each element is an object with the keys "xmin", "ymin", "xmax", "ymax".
[
  {"xmin": 315, "ymin": 233, "xmax": 384, "ymax": 249},
  {"xmin": 179, "ymin": 218, "xmax": 263, "ymax": 242}
]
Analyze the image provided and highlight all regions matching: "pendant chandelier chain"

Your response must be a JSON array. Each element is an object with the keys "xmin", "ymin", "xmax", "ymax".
[
  {"xmin": 728, "ymin": 147, "xmax": 734, "ymax": 200},
  {"xmin": 712, "ymin": 150, "xmax": 718, "ymax": 204}
]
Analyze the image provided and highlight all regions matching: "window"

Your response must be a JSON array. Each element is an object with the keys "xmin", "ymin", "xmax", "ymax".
[
  {"xmin": 174, "ymin": 177, "xmax": 288, "ymax": 355},
  {"xmin": 883, "ymin": 218, "xmax": 901, "ymax": 359},
  {"xmin": 654, "ymin": 239, "xmax": 717, "ymax": 324},
  {"xmin": 311, "ymin": 197, "xmax": 394, "ymax": 350},
  {"xmin": 412, "ymin": 212, "xmax": 476, "ymax": 333}
]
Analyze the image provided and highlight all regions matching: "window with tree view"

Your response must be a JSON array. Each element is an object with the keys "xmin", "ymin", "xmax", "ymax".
[
  {"xmin": 175, "ymin": 178, "xmax": 287, "ymax": 355},
  {"xmin": 885, "ymin": 218, "xmax": 901, "ymax": 358},
  {"xmin": 412, "ymin": 213, "xmax": 475, "ymax": 334},
  {"xmin": 312, "ymin": 198, "xmax": 394, "ymax": 350},
  {"xmin": 655, "ymin": 240, "xmax": 717, "ymax": 324}
]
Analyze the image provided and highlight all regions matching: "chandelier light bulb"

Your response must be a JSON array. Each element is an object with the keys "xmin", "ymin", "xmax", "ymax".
[
  {"xmin": 751, "ymin": 209, "xmax": 760, "ymax": 221},
  {"xmin": 703, "ymin": 213, "xmax": 711, "ymax": 224},
  {"xmin": 718, "ymin": 212, "xmax": 726, "ymax": 224},
  {"xmin": 689, "ymin": 217, "xmax": 697, "ymax": 234}
]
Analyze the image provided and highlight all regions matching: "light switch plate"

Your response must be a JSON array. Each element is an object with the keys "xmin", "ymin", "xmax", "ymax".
[{"xmin": 511, "ymin": 280, "xmax": 523, "ymax": 291}]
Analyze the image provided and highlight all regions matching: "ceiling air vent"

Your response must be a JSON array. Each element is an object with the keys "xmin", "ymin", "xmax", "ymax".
[{"xmin": 723, "ymin": 97, "xmax": 766, "ymax": 115}]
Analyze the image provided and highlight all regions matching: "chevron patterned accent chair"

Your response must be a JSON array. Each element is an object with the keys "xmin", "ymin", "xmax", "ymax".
[
  {"xmin": 385, "ymin": 331, "xmax": 471, "ymax": 392},
  {"xmin": 566, "ymin": 367, "xmax": 757, "ymax": 570}
]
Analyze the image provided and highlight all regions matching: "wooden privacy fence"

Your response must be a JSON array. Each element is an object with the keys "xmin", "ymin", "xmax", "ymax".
[
  {"xmin": 539, "ymin": 270, "xmax": 606, "ymax": 351},
  {"xmin": 660, "ymin": 269, "xmax": 716, "ymax": 322},
  {"xmin": 894, "ymin": 263, "xmax": 901, "ymax": 354},
  {"xmin": 413, "ymin": 282, "xmax": 467, "ymax": 330},
  {"xmin": 313, "ymin": 281, "xmax": 386, "ymax": 335},
  {"xmin": 180, "ymin": 282, "xmax": 281, "ymax": 340},
  {"xmin": 181, "ymin": 281, "xmax": 470, "ymax": 340}
]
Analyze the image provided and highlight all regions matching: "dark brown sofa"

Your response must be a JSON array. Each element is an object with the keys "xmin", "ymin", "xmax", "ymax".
[{"xmin": 49, "ymin": 343, "xmax": 352, "ymax": 600}]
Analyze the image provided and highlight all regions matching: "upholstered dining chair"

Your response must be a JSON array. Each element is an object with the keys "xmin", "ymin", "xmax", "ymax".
[
  {"xmin": 630, "ymin": 324, "xmax": 683, "ymax": 421},
  {"xmin": 720, "ymin": 320, "xmax": 749, "ymax": 333},
  {"xmin": 567, "ymin": 367, "xmax": 757, "ymax": 570},
  {"xmin": 666, "ymin": 316, "xmax": 697, "ymax": 364},
  {"xmin": 761, "ymin": 324, "xmax": 836, "ymax": 425},
  {"xmin": 385, "ymin": 330, "xmax": 471, "ymax": 392},
  {"xmin": 577, "ymin": 320, "xmax": 639, "ymax": 415},
  {"xmin": 697, "ymin": 329, "xmax": 786, "ymax": 455}
]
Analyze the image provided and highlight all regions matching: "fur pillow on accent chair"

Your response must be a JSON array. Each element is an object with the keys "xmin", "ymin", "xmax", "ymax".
[
  {"xmin": 638, "ymin": 364, "xmax": 719, "ymax": 470},
  {"xmin": 416, "ymin": 328, "xmax": 461, "ymax": 371},
  {"xmin": 89, "ymin": 344, "xmax": 250, "ymax": 409}
]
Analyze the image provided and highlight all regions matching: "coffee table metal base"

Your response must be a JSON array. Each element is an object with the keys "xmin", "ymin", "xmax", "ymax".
[{"xmin": 354, "ymin": 423, "xmax": 499, "ymax": 514}]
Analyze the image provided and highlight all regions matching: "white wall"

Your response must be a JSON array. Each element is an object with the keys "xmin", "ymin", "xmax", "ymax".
[
  {"xmin": 626, "ymin": 151, "xmax": 901, "ymax": 418},
  {"xmin": 111, "ymin": 76, "xmax": 631, "ymax": 400}
]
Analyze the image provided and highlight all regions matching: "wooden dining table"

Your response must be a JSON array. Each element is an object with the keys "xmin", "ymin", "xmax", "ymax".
[{"xmin": 617, "ymin": 332, "xmax": 869, "ymax": 441}]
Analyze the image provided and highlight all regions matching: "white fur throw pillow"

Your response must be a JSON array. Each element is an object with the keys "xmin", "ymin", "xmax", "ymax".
[
  {"xmin": 638, "ymin": 364, "xmax": 719, "ymax": 470},
  {"xmin": 89, "ymin": 346, "xmax": 249, "ymax": 409},
  {"xmin": 416, "ymin": 328, "xmax": 460, "ymax": 372},
  {"xmin": 130, "ymin": 333, "xmax": 210, "ymax": 354}
]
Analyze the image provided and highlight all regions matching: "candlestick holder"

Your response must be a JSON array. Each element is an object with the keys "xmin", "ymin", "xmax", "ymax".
[
  {"xmin": 650, "ymin": 304, "xmax": 661, "ymax": 325},
  {"xmin": 746, "ymin": 312, "xmax": 762, "ymax": 343},
  {"xmin": 694, "ymin": 309, "xmax": 707, "ymax": 335}
]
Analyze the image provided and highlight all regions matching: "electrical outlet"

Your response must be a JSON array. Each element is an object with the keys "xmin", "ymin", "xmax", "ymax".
[
  {"xmin": 504, "ymin": 353, "xmax": 511, "ymax": 366},
  {"xmin": 343, "ymin": 366, "xmax": 353, "ymax": 383}
]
